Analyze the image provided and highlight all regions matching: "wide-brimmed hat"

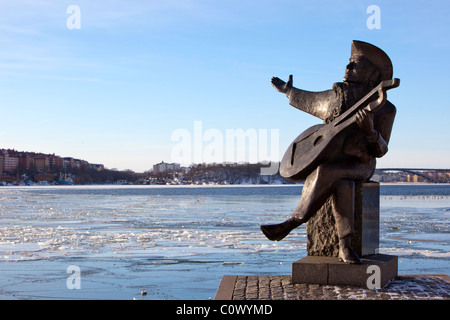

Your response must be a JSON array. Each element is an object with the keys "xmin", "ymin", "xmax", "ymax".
[{"xmin": 351, "ymin": 40, "xmax": 393, "ymax": 80}]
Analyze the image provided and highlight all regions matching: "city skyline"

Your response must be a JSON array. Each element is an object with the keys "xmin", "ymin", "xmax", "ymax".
[
  {"xmin": 1, "ymin": 1, "xmax": 449, "ymax": 172},
  {"xmin": 2, "ymin": 146, "xmax": 449, "ymax": 178},
  {"xmin": 2, "ymin": 147, "xmax": 448, "ymax": 186},
  {"xmin": 0, "ymin": 147, "xmax": 104, "ymax": 174}
]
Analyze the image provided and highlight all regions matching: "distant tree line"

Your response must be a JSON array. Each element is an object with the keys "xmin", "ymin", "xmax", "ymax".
[
  {"xmin": 2, "ymin": 166, "xmax": 145, "ymax": 185},
  {"xmin": 149, "ymin": 162, "xmax": 290, "ymax": 185},
  {"xmin": 69, "ymin": 167, "xmax": 146, "ymax": 184},
  {"xmin": 3, "ymin": 162, "xmax": 291, "ymax": 185}
]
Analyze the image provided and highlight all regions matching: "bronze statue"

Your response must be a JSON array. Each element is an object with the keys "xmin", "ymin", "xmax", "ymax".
[{"xmin": 261, "ymin": 41, "xmax": 399, "ymax": 264}]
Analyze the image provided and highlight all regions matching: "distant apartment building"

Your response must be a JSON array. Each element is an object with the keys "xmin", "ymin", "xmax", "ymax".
[
  {"xmin": 153, "ymin": 161, "xmax": 181, "ymax": 174},
  {"xmin": 49, "ymin": 154, "xmax": 63, "ymax": 172},
  {"xmin": 0, "ymin": 148, "xmax": 103, "ymax": 174},
  {"xmin": 34, "ymin": 154, "xmax": 49, "ymax": 171},
  {"xmin": 63, "ymin": 157, "xmax": 75, "ymax": 171},
  {"xmin": 0, "ymin": 149, "xmax": 19, "ymax": 173},
  {"xmin": 21, "ymin": 152, "xmax": 34, "ymax": 171},
  {"xmin": 92, "ymin": 163, "xmax": 105, "ymax": 171}
]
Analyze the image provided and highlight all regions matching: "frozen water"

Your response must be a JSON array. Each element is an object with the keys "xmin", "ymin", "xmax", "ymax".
[{"xmin": 0, "ymin": 184, "xmax": 448, "ymax": 299}]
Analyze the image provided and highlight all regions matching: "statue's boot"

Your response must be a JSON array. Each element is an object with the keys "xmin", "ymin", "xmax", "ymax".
[
  {"xmin": 338, "ymin": 237, "xmax": 362, "ymax": 264},
  {"xmin": 260, "ymin": 218, "xmax": 303, "ymax": 241}
]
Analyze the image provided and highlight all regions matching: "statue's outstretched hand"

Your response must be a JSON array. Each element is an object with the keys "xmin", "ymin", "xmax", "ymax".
[{"xmin": 271, "ymin": 75, "xmax": 293, "ymax": 94}]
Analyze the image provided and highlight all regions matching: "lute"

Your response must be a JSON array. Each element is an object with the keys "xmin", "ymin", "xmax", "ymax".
[{"xmin": 280, "ymin": 78, "xmax": 400, "ymax": 181}]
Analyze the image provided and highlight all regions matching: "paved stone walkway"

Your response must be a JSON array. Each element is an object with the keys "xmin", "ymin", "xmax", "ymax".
[{"xmin": 215, "ymin": 274, "xmax": 450, "ymax": 300}]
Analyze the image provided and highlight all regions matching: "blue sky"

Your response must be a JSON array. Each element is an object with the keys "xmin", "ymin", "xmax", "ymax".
[{"xmin": 0, "ymin": 0, "xmax": 449, "ymax": 172}]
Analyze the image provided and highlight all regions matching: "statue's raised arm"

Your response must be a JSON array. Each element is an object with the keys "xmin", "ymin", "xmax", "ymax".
[{"xmin": 271, "ymin": 74, "xmax": 340, "ymax": 121}]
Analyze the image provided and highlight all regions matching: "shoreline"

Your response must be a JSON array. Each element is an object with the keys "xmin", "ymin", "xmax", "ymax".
[{"xmin": 0, "ymin": 182, "xmax": 449, "ymax": 189}]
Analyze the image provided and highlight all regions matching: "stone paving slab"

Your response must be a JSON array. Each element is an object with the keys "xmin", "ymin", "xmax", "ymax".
[{"xmin": 215, "ymin": 274, "xmax": 450, "ymax": 300}]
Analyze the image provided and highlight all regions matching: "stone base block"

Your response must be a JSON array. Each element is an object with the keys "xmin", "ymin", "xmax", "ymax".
[
  {"xmin": 292, "ymin": 254, "xmax": 398, "ymax": 288},
  {"xmin": 307, "ymin": 181, "xmax": 380, "ymax": 257}
]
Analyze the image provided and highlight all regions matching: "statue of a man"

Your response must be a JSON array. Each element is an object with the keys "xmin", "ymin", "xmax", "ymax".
[{"xmin": 261, "ymin": 41, "xmax": 396, "ymax": 264}]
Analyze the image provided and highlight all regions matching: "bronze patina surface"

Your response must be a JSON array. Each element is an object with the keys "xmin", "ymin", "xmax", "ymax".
[{"xmin": 261, "ymin": 41, "xmax": 400, "ymax": 264}]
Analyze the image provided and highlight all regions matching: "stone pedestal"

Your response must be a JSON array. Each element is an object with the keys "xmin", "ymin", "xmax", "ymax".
[
  {"xmin": 353, "ymin": 181, "xmax": 380, "ymax": 256},
  {"xmin": 295, "ymin": 181, "xmax": 398, "ymax": 288},
  {"xmin": 306, "ymin": 181, "xmax": 380, "ymax": 257},
  {"xmin": 292, "ymin": 254, "xmax": 398, "ymax": 288}
]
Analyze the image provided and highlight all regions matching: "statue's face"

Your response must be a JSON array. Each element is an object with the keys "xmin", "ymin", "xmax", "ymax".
[{"xmin": 343, "ymin": 56, "xmax": 376, "ymax": 84}]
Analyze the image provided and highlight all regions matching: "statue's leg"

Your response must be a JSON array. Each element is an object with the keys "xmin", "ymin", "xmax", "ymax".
[
  {"xmin": 261, "ymin": 158, "xmax": 374, "ymax": 242},
  {"xmin": 332, "ymin": 179, "xmax": 362, "ymax": 264},
  {"xmin": 290, "ymin": 162, "xmax": 343, "ymax": 222},
  {"xmin": 332, "ymin": 179, "xmax": 355, "ymax": 239},
  {"xmin": 261, "ymin": 162, "xmax": 341, "ymax": 241}
]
